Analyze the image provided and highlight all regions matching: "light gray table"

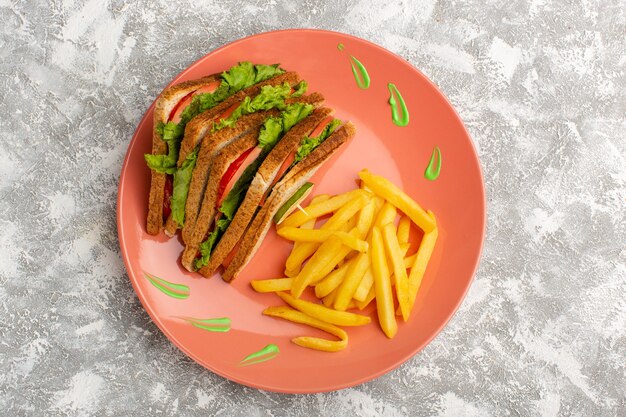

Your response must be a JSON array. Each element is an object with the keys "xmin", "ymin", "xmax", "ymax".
[{"xmin": 1, "ymin": 1, "xmax": 624, "ymax": 416}]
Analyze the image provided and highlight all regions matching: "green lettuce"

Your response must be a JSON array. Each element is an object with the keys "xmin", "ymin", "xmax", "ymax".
[
  {"xmin": 144, "ymin": 62, "xmax": 285, "ymax": 174},
  {"xmin": 194, "ymin": 217, "xmax": 230, "ymax": 270},
  {"xmin": 179, "ymin": 62, "xmax": 284, "ymax": 127},
  {"xmin": 257, "ymin": 102, "xmax": 314, "ymax": 149},
  {"xmin": 193, "ymin": 102, "xmax": 314, "ymax": 268},
  {"xmin": 211, "ymin": 81, "xmax": 307, "ymax": 132},
  {"xmin": 170, "ymin": 149, "xmax": 197, "ymax": 226},
  {"xmin": 144, "ymin": 122, "xmax": 184, "ymax": 174},
  {"xmin": 294, "ymin": 119, "xmax": 342, "ymax": 163},
  {"xmin": 291, "ymin": 80, "xmax": 308, "ymax": 97}
]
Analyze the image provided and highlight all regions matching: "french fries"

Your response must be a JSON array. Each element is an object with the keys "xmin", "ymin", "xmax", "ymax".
[
  {"xmin": 293, "ymin": 194, "xmax": 330, "ymax": 253},
  {"xmin": 359, "ymin": 169, "xmax": 436, "ymax": 232},
  {"xmin": 371, "ymin": 227, "xmax": 397, "ymax": 338},
  {"xmin": 285, "ymin": 196, "xmax": 369, "ymax": 275},
  {"xmin": 263, "ymin": 306, "xmax": 348, "ymax": 352},
  {"xmin": 334, "ymin": 252, "xmax": 370, "ymax": 311},
  {"xmin": 280, "ymin": 189, "xmax": 369, "ymax": 228},
  {"xmin": 315, "ymin": 261, "xmax": 352, "ymax": 298},
  {"xmin": 277, "ymin": 227, "xmax": 368, "ymax": 252},
  {"xmin": 250, "ymin": 170, "xmax": 439, "ymax": 352},
  {"xmin": 250, "ymin": 278, "xmax": 293, "ymax": 293},
  {"xmin": 382, "ymin": 223, "xmax": 410, "ymax": 321},
  {"xmin": 290, "ymin": 236, "xmax": 343, "ymax": 297},
  {"xmin": 277, "ymin": 292, "xmax": 371, "ymax": 326},
  {"xmin": 408, "ymin": 211, "xmax": 438, "ymax": 313},
  {"xmin": 397, "ymin": 215, "xmax": 411, "ymax": 245}
]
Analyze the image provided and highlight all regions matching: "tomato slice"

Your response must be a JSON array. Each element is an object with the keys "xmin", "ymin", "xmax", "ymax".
[
  {"xmin": 259, "ymin": 117, "xmax": 335, "ymax": 207},
  {"xmin": 163, "ymin": 175, "xmax": 173, "ymax": 220},
  {"xmin": 168, "ymin": 92, "xmax": 194, "ymax": 124},
  {"xmin": 309, "ymin": 116, "xmax": 334, "ymax": 138},
  {"xmin": 217, "ymin": 146, "xmax": 261, "ymax": 208},
  {"xmin": 218, "ymin": 102, "xmax": 239, "ymax": 122},
  {"xmin": 168, "ymin": 80, "xmax": 221, "ymax": 124}
]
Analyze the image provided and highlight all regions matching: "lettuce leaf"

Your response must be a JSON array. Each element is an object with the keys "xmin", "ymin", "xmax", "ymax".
[
  {"xmin": 145, "ymin": 62, "xmax": 285, "ymax": 174},
  {"xmin": 192, "ymin": 91, "xmax": 315, "ymax": 266},
  {"xmin": 257, "ymin": 102, "xmax": 314, "ymax": 149},
  {"xmin": 294, "ymin": 119, "xmax": 342, "ymax": 163},
  {"xmin": 194, "ymin": 217, "xmax": 231, "ymax": 270},
  {"xmin": 291, "ymin": 80, "xmax": 307, "ymax": 98},
  {"xmin": 144, "ymin": 122, "xmax": 184, "ymax": 174},
  {"xmin": 179, "ymin": 62, "xmax": 284, "ymax": 127},
  {"xmin": 211, "ymin": 82, "xmax": 292, "ymax": 132},
  {"xmin": 170, "ymin": 149, "xmax": 197, "ymax": 226}
]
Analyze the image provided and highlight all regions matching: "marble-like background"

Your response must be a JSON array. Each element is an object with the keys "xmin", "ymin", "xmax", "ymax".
[{"xmin": 1, "ymin": 0, "xmax": 624, "ymax": 416}]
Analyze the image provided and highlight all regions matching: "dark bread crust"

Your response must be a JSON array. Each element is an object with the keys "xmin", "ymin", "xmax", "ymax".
[
  {"xmin": 180, "ymin": 111, "xmax": 279, "ymax": 244},
  {"xmin": 180, "ymin": 130, "xmax": 261, "ymax": 271},
  {"xmin": 165, "ymin": 73, "xmax": 303, "ymax": 237},
  {"xmin": 177, "ymin": 72, "xmax": 301, "ymax": 167},
  {"xmin": 199, "ymin": 107, "xmax": 333, "ymax": 275},
  {"xmin": 221, "ymin": 122, "xmax": 356, "ymax": 282},
  {"xmin": 180, "ymin": 93, "xmax": 327, "ymax": 273},
  {"xmin": 146, "ymin": 74, "xmax": 221, "ymax": 235},
  {"xmin": 182, "ymin": 92, "xmax": 326, "ymax": 244}
]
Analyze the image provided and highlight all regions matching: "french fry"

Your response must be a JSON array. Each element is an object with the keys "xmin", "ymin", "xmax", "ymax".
[
  {"xmin": 397, "ymin": 215, "xmax": 411, "ymax": 245},
  {"xmin": 277, "ymin": 292, "xmax": 371, "ymax": 326},
  {"xmin": 403, "ymin": 253, "xmax": 417, "ymax": 268},
  {"xmin": 334, "ymin": 252, "xmax": 370, "ymax": 311},
  {"xmin": 290, "ymin": 236, "xmax": 344, "ymax": 297},
  {"xmin": 408, "ymin": 212, "xmax": 438, "ymax": 314},
  {"xmin": 382, "ymin": 223, "xmax": 410, "ymax": 321},
  {"xmin": 356, "ymin": 287, "xmax": 376, "ymax": 310},
  {"xmin": 399, "ymin": 242, "xmax": 411, "ymax": 255},
  {"xmin": 359, "ymin": 170, "xmax": 436, "ymax": 233},
  {"xmin": 322, "ymin": 289, "xmax": 336, "ymax": 307},
  {"xmin": 277, "ymin": 228, "xmax": 368, "ymax": 252},
  {"xmin": 315, "ymin": 261, "xmax": 352, "ymax": 298},
  {"xmin": 293, "ymin": 194, "xmax": 330, "ymax": 253},
  {"xmin": 251, "ymin": 278, "xmax": 293, "ymax": 293},
  {"xmin": 357, "ymin": 198, "xmax": 376, "ymax": 238},
  {"xmin": 374, "ymin": 202, "xmax": 397, "ymax": 229},
  {"xmin": 346, "ymin": 299, "xmax": 358, "ymax": 310},
  {"xmin": 285, "ymin": 195, "xmax": 369, "ymax": 275},
  {"xmin": 353, "ymin": 269, "xmax": 374, "ymax": 301},
  {"xmin": 263, "ymin": 306, "xmax": 348, "ymax": 352},
  {"xmin": 371, "ymin": 227, "xmax": 397, "ymax": 338},
  {"xmin": 280, "ymin": 189, "xmax": 369, "ymax": 229}
]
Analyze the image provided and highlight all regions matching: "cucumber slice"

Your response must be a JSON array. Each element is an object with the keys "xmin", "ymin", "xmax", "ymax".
[{"xmin": 273, "ymin": 183, "xmax": 314, "ymax": 224}]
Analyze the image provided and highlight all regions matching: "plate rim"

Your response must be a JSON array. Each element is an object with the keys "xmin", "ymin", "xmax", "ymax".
[{"xmin": 117, "ymin": 28, "xmax": 487, "ymax": 394}]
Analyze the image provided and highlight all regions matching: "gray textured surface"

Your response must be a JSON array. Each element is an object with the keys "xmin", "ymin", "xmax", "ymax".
[{"xmin": 1, "ymin": 0, "xmax": 624, "ymax": 415}]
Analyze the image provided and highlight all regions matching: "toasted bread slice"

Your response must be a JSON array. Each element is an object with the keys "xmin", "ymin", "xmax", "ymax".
[
  {"xmin": 147, "ymin": 75, "xmax": 220, "ymax": 235},
  {"xmin": 221, "ymin": 122, "xmax": 356, "ymax": 282},
  {"xmin": 162, "ymin": 72, "xmax": 302, "ymax": 237},
  {"xmin": 199, "ymin": 107, "xmax": 334, "ymax": 276},
  {"xmin": 180, "ymin": 128, "xmax": 262, "ymax": 271},
  {"xmin": 177, "ymin": 72, "xmax": 301, "ymax": 167},
  {"xmin": 179, "ymin": 110, "xmax": 281, "ymax": 243},
  {"xmin": 182, "ymin": 93, "xmax": 326, "ymax": 273}
]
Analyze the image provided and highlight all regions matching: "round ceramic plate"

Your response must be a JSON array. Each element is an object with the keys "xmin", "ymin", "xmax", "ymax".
[{"xmin": 118, "ymin": 29, "xmax": 485, "ymax": 393}]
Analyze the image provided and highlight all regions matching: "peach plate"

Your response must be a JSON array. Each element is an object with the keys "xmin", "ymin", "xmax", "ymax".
[{"xmin": 117, "ymin": 29, "xmax": 486, "ymax": 393}]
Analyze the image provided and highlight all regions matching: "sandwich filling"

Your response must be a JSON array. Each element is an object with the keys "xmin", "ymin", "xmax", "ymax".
[
  {"xmin": 216, "ymin": 117, "xmax": 343, "ymax": 269},
  {"xmin": 169, "ymin": 81, "xmax": 307, "ymax": 227},
  {"xmin": 193, "ymin": 101, "xmax": 315, "ymax": 270},
  {"xmin": 144, "ymin": 62, "xmax": 286, "ymax": 221}
]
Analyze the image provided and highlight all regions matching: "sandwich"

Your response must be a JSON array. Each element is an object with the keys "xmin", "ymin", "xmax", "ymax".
[
  {"xmin": 180, "ymin": 90, "xmax": 326, "ymax": 271},
  {"xmin": 145, "ymin": 62, "xmax": 292, "ymax": 235},
  {"xmin": 145, "ymin": 61, "xmax": 356, "ymax": 282},
  {"xmin": 181, "ymin": 104, "xmax": 355, "ymax": 277},
  {"xmin": 221, "ymin": 121, "xmax": 356, "ymax": 281}
]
